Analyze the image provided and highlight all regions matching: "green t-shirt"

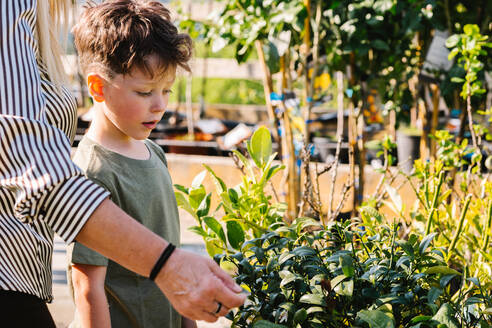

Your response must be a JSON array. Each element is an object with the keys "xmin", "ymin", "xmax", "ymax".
[{"xmin": 68, "ymin": 137, "xmax": 181, "ymax": 328}]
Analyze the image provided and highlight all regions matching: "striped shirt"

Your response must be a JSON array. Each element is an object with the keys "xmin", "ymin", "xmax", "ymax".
[{"xmin": 0, "ymin": 1, "xmax": 110, "ymax": 302}]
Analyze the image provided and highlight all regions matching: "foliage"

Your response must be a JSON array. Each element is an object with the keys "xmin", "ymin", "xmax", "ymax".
[
  {"xmin": 175, "ymin": 128, "xmax": 492, "ymax": 327},
  {"xmin": 220, "ymin": 219, "xmax": 491, "ymax": 327},
  {"xmin": 323, "ymin": 1, "xmax": 432, "ymax": 109},
  {"xmin": 170, "ymin": 77, "xmax": 265, "ymax": 105},
  {"xmin": 181, "ymin": 0, "xmax": 305, "ymax": 67},
  {"xmin": 175, "ymin": 126, "xmax": 286, "ymax": 256},
  {"xmin": 446, "ymin": 24, "xmax": 492, "ymax": 100},
  {"xmin": 446, "ymin": 24, "xmax": 492, "ymax": 148},
  {"xmin": 404, "ymin": 157, "xmax": 492, "ymax": 288}
]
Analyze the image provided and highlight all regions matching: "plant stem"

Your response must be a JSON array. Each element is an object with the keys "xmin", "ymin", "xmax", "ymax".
[
  {"xmin": 466, "ymin": 68, "xmax": 478, "ymax": 149},
  {"xmin": 328, "ymin": 136, "xmax": 342, "ymax": 219},
  {"xmin": 255, "ymin": 40, "xmax": 280, "ymax": 147},
  {"xmin": 448, "ymin": 194, "xmax": 472, "ymax": 259},
  {"xmin": 425, "ymin": 171, "xmax": 445, "ymax": 235},
  {"xmin": 482, "ymin": 200, "xmax": 492, "ymax": 252}
]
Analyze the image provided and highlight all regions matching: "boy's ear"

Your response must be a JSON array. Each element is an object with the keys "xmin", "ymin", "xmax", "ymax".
[{"xmin": 87, "ymin": 74, "xmax": 105, "ymax": 103}]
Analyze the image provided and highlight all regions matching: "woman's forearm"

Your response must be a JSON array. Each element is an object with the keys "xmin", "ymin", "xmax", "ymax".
[{"xmin": 76, "ymin": 198, "xmax": 166, "ymax": 277}]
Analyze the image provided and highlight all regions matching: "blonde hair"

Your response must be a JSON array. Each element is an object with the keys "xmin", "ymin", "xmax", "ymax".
[{"xmin": 36, "ymin": 0, "xmax": 71, "ymax": 86}]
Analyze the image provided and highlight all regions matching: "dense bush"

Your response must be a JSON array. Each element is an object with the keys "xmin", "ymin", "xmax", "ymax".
[{"xmin": 175, "ymin": 127, "xmax": 491, "ymax": 327}]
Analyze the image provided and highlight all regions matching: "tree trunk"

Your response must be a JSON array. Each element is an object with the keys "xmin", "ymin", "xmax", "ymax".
[{"xmin": 255, "ymin": 40, "xmax": 281, "ymax": 147}]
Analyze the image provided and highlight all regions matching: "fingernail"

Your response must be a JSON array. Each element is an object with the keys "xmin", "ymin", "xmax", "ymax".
[{"xmin": 233, "ymin": 283, "xmax": 242, "ymax": 293}]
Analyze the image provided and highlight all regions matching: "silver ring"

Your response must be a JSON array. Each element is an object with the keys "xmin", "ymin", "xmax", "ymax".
[{"xmin": 214, "ymin": 302, "xmax": 222, "ymax": 314}]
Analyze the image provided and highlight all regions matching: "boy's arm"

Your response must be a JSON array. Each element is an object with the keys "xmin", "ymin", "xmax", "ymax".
[
  {"xmin": 182, "ymin": 317, "xmax": 197, "ymax": 328},
  {"xmin": 72, "ymin": 263, "xmax": 111, "ymax": 328}
]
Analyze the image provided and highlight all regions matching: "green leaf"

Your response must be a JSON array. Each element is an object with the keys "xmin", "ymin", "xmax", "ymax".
[
  {"xmin": 374, "ymin": 0, "xmax": 394, "ymax": 13},
  {"xmin": 419, "ymin": 233, "xmax": 437, "ymax": 254},
  {"xmin": 174, "ymin": 192, "xmax": 198, "ymax": 220},
  {"xmin": 410, "ymin": 315, "xmax": 432, "ymax": 324},
  {"xmin": 249, "ymin": 126, "xmax": 272, "ymax": 168},
  {"xmin": 189, "ymin": 186, "xmax": 206, "ymax": 209},
  {"xmin": 226, "ymin": 220, "xmax": 245, "ymax": 250},
  {"xmin": 196, "ymin": 192, "xmax": 211, "ymax": 218},
  {"xmin": 188, "ymin": 225, "xmax": 208, "ymax": 238},
  {"xmin": 424, "ymin": 266, "xmax": 461, "ymax": 276},
  {"xmin": 191, "ymin": 170, "xmax": 207, "ymax": 188},
  {"xmin": 357, "ymin": 309, "xmax": 395, "ymax": 328},
  {"xmin": 260, "ymin": 164, "xmax": 284, "ymax": 186},
  {"xmin": 331, "ymin": 274, "xmax": 347, "ymax": 288},
  {"xmin": 427, "ymin": 287, "xmax": 442, "ymax": 304},
  {"xmin": 228, "ymin": 188, "xmax": 239, "ymax": 205},
  {"xmin": 360, "ymin": 206, "xmax": 384, "ymax": 224},
  {"xmin": 334, "ymin": 279, "xmax": 354, "ymax": 296},
  {"xmin": 299, "ymin": 293, "xmax": 326, "ymax": 306},
  {"xmin": 432, "ymin": 303, "xmax": 460, "ymax": 328},
  {"xmin": 372, "ymin": 39, "xmax": 390, "ymax": 51},
  {"xmin": 340, "ymin": 255, "xmax": 355, "ymax": 278},
  {"xmin": 294, "ymin": 308, "xmax": 308, "ymax": 324},
  {"xmin": 467, "ymin": 277, "xmax": 480, "ymax": 287},
  {"xmin": 440, "ymin": 274, "xmax": 456, "ymax": 288},
  {"xmin": 463, "ymin": 24, "xmax": 479, "ymax": 36},
  {"xmin": 482, "ymin": 308, "xmax": 492, "ymax": 315},
  {"xmin": 174, "ymin": 184, "xmax": 188, "ymax": 195},
  {"xmin": 203, "ymin": 216, "xmax": 226, "ymax": 244},
  {"xmin": 445, "ymin": 34, "xmax": 460, "ymax": 48},
  {"xmin": 385, "ymin": 184, "xmax": 402, "ymax": 213},
  {"xmin": 253, "ymin": 320, "xmax": 287, "ymax": 328},
  {"xmin": 203, "ymin": 164, "xmax": 227, "ymax": 195},
  {"xmin": 205, "ymin": 238, "xmax": 222, "ymax": 257},
  {"xmin": 448, "ymin": 48, "xmax": 459, "ymax": 60},
  {"xmin": 451, "ymin": 77, "xmax": 465, "ymax": 83},
  {"xmin": 211, "ymin": 37, "xmax": 227, "ymax": 53}
]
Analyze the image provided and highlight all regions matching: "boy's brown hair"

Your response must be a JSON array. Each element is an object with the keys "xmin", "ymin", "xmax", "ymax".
[{"xmin": 73, "ymin": 0, "xmax": 192, "ymax": 78}]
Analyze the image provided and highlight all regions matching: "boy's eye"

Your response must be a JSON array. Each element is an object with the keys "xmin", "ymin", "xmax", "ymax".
[
  {"xmin": 136, "ymin": 91, "xmax": 152, "ymax": 96},
  {"xmin": 163, "ymin": 90, "xmax": 172, "ymax": 95}
]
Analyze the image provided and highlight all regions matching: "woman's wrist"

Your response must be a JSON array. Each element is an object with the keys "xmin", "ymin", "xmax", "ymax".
[{"xmin": 149, "ymin": 243, "xmax": 176, "ymax": 280}]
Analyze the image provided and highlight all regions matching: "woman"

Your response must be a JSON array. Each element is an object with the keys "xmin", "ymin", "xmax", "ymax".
[{"xmin": 0, "ymin": 1, "xmax": 245, "ymax": 326}]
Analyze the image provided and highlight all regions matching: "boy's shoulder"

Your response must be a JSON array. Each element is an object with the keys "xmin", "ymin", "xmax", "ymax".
[
  {"xmin": 73, "ymin": 136, "xmax": 120, "ymax": 182},
  {"xmin": 144, "ymin": 139, "xmax": 168, "ymax": 167}
]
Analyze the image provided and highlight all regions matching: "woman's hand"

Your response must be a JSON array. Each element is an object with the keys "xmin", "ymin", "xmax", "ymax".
[{"xmin": 156, "ymin": 248, "xmax": 246, "ymax": 322}]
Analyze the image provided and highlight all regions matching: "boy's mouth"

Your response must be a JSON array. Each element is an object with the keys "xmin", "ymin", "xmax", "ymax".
[{"xmin": 142, "ymin": 121, "xmax": 158, "ymax": 129}]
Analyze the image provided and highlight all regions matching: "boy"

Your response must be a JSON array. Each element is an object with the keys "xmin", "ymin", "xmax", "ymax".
[{"xmin": 68, "ymin": 1, "xmax": 197, "ymax": 327}]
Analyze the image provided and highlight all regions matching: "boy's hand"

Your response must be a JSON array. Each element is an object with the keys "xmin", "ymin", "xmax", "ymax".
[{"xmin": 155, "ymin": 248, "xmax": 246, "ymax": 322}]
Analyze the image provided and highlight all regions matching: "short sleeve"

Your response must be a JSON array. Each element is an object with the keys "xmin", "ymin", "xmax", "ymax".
[{"xmin": 69, "ymin": 241, "xmax": 109, "ymax": 267}]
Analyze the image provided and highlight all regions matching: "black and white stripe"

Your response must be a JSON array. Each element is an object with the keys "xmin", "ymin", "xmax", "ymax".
[{"xmin": 0, "ymin": 0, "xmax": 109, "ymax": 301}]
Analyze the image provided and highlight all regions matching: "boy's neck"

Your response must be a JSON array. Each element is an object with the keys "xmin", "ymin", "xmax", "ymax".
[{"xmin": 87, "ymin": 105, "xmax": 150, "ymax": 160}]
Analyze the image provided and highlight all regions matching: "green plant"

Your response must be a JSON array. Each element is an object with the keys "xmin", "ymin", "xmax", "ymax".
[
  {"xmin": 401, "ymin": 154, "xmax": 492, "ymax": 292},
  {"xmin": 175, "ymin": 126, "xmax": 286, "ymax": 256},
  {"xmin": 217, "ymin": 219, "xmax": 491, "ymax": 327},
  {"xmin": 176, "ymin": 128, "xmax": 491, "ymax": 327},
  {"xmin": 446, "ymin": 24, "xmax": 492, "ymax": 150}
]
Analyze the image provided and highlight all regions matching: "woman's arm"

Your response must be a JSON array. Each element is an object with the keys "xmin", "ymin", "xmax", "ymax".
[
  {"xmin": 72, "ymin": 264, "xmax": 111, "ymax": 328},
  {"xmin": 76, "ymin": 198, "xmax": 246, "ymax": 323}
]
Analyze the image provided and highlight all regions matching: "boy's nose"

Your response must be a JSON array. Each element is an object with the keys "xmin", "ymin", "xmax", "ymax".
[{"xmin": 151, "ymin": 96, "xmax": 168, "ymax": 112}]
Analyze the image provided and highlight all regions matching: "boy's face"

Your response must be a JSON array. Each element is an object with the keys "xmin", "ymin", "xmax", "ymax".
[{"xmin": 98, "ymin": 55, "xmax": 176, "ymax": 141}]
